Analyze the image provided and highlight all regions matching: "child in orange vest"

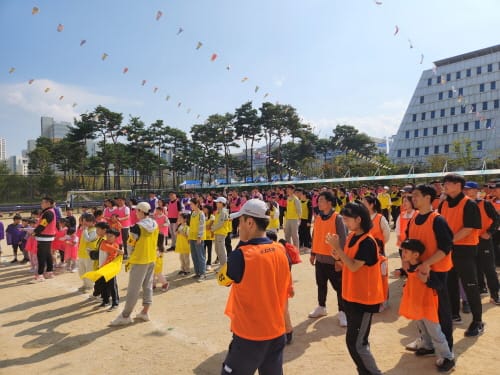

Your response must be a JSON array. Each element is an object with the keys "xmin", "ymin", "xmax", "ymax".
[{"xmin": 399, "ymin": 239, "xmax": 455, "ymax": 373}]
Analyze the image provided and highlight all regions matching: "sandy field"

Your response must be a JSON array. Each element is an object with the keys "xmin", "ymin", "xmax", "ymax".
[{"xmin": 0, "ymin": 217, "xmax": 499, "ymax": 375}]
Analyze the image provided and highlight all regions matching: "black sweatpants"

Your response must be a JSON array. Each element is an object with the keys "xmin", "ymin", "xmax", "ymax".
[
  {"xmin": 476, "ymin": 238, "xmax": 499, "ymax": 299},
  {"xmin": 37, "ymin": 240, "xmax": 53, "ymax": 276},
  {"xmin": 315, "ymin": 260, "xmax": 344, "ymax": 312},
  {"xmin": 448, "ymin": 246, "xmax": 482, "ymax": 323},
  {"xmin": 434, "ymin": 271, "xmax": 453, "ymax": 351},
  {"xmin": 298, "ymin": 220, "xmax": 312, "ymax": 248}
]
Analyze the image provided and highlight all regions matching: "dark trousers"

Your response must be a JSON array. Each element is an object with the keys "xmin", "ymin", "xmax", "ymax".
[
  {"xmin": 391, "ymin": 206, "xmax": 400, "ymax": 228},
  {"xmin": 434, "ymin": 271, "xmax": 453, "ymax": 351},
  {"xmin": 279, "ymin": 207, "xmax": 286, "ymax": 228},
  {"xmin": 121, "ymin": 228, "xmax": 129, "ymax": 256},
  {"xmin": 298, "ymin": 220, "xmax": 312, "ymax": 248},
  {"xmin": 37, "ymin": 241, "xmax": 53, "ymax": 275},
  {"xmin": 205, "ymin": 240, "xmax": 213, "ymax": 265},
  {"xmin": 476, "ymin": 238, "xmax": 499, "ymax": 299},
  {"xmin": 101, "ymin": 277, "xmax": 119, "ymax": 305},
  {"xmin": 381, "ymin": 208, "xmax": 389, "ymax": 224},
  {"xmin": 221, "ymin": 334, "xmax": 285, "ymax": 375},
  {"xmin": 344, "ymin": 302, "xmax": 381, "ymax": 375},
  {"xmin": 448, "ymin": 247, "xmax": 482, "ymax": 322},
  {"xmin": 225, "ymin": 234, "xmax": 232, "ymax": 256},
  {"xmin": 231, "ymin": 217, "xmax": 239, "ymax": 236},
  {"xmin": 493, "ymin": 231, "xmax": 500, "ymax": 267},
  {"xmin": 157, "ymin": 233, "xmax": 165, "ymax": 251},
  {"xmin": 315, "ymin": 261, "xmax": 344, "ymax": 312}
]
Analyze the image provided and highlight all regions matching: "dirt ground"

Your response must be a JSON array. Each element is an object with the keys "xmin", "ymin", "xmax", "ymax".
[{"xmin": 0, "ymin": 218, "xmax": 499, "ymax": 375}]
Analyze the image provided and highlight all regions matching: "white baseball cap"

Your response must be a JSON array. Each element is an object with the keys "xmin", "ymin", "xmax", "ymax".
[
  {"xmin": 230, "ymin": 199, "xmax": 269, "ymax": 219},
  {"xmin": 136, "ymin": 202, "xmax": 151, "ymax": 213},
  {"xmin": 214, "ymin": 197, "xmax": 227, "ymax": 204}
]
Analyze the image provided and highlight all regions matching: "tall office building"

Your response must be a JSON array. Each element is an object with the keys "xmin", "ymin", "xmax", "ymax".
[
  {"xmin": 7, "ymin": 155, "xmax": 29, "ymax": 175},
  {"xmin": 40, "ymin": 116, "xmax": 71, "ymax": 141},
  {"xmin": 389, "ymin": 45, "xmax": 500, "ymax": 164},
  {"xmin": 0, "ymin": 137, "xmax": 6, "ymax": 160}
]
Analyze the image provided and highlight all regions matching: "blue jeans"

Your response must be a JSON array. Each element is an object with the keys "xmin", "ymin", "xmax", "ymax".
[{"xmin": 190, "ymin": 240, "xmax": 206, "ymax": 275}]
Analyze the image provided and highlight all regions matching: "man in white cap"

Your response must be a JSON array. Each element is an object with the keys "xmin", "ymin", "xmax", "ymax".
[
  {"xmin": 110, "ymin": 201, "xmax": 159, "ymax": 326},
  {"xmin": 218, "ymin": 199, "xmax": 292, "ymax": 375}
]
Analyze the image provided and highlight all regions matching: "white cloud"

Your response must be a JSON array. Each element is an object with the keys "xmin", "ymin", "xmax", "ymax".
[{"xmin": 305, "ymin": 99, "xmax": 407, "ymax": 139}]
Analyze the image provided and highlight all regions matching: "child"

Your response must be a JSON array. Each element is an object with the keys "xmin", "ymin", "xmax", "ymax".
[
  {"xmin": 203, "ymin": 205, "xmax": 215, "ymax": 271},
  {"xmin": 326, "ymin": 202, "xmax": 384, "ymax": 375},
  {"xmin": 399, "ymin": 239, "xmax": 455, "ymax": 373},
  {"xmin": 77, "ymin": 213, "xmax": 100, "ymax": 293},
  {"xmin": 153, "ymin": 206, "xmax": 170, "ymax": 252},
  {"xmin": 24, "ymin": 218, "xmax": 38, "ymax": 273},
  {"xmin": 109, "ymin": 214, "xmax": 123, "ymax": 247},
  {"xmin": 153, "ymin": 248, "xmax": 170, "ymax": 292},
  {"xmin": 6, "ymin": 215, "xmax": 25, "ymax": 263},
  {"xmin": 52, "ymin": 219, "xmax": 68, "ymax": 269},
  {"xmin": 64, "ymin": 227, "xmax": 79, "ymax": 272},
  {"xmin": 175, "ymin": 213, "xmax": 191, "ymax": 275},
  {"xmin": 88, "ymin": 222, "xmax": 110, "ymax": 298},
  {"xmin": 97, "ymin": 228, "xmax": 122, "ymax": 309}
]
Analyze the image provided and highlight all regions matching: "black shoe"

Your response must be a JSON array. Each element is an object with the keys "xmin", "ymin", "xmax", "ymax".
[
  {"xmin": 99, "ymin": 301, "xmax": 110, "ymax": 308},
  {"xmin": 21, "ymin": 258, "xmax": 29, "ymax": 264},
  {"xmin": 415, "ymin": 347, "xmax": 435, "ymax": 356},
  {"xmin": 451, "ymin": 315, "xmax": 462, "ymax": 325},
  {"xmin": 167, "ymin": 247, "xmax": 175, "ymax": 251},
  {"xmin": 436, "ymin": 358, "xmax": 455, "ymax": 373},
  {"xmin": 10, "ymin": 259, "xmax": 18, "ymax": 263},
  {"xmin": 480, "ymin": 287, "xmax": 489, "ymax": 296},
  {"xmin": 462, "ymin": 301, "xmax": 471, "ymax": 314},
  {"xmin": 286, "ymin": 331, "xmax": 293, "ymax": 345},
  {"xmin": 464, "ymin": 321, "xmax": 484, "ymax": 337}
]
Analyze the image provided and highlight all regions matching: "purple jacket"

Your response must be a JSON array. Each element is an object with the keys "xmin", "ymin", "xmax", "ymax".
[{"xmin": 6, "ymin": 223, "xmax": 24, "ymax": 245}]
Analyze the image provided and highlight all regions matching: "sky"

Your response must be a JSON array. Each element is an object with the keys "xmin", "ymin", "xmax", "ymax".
[{"xmin": 1, "ymin": 0, "xmax": 500, "ymax": 157}]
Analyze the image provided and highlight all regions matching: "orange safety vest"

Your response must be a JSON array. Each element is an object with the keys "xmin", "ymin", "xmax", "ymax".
[
  {"xmin": 399, "ymin": 269, "xmax": 439, "ymax": 323},
  {"xmin": 407, "ymin": 211, "xmax": 452, "ymax": 272},
  {"xmin": 369, "ymin": 214, "xmax": 384, "ymax": 246},
  {"xmin": 477, "ymin": 200, "xmax": 493, "ymax": 237},
  {"xmin": 311, "ymin": 212, "xmax": 338, "ymax": 256},
  {"xmin": 397, "ymin": 210, "xmax": 417, "ymax": 247},
  {"xmin": 342, "ymin": 233, "xmax": 385, "ymax": 305},
  {"xmin": 440, "ymin": 196, "xmax": 479, "ymax": 245},
  {"xmin": 225, "ymin": 242, "xmax": 291, "ymax": 341}
]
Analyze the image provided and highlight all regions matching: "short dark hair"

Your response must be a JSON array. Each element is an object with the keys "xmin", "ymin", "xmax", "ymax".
[
  {"xmin": 363, "ymin": 195, "xmax": 381, "ymax": 213},
  {"xmin": 414, "ymin": 184, "xmax": 437, "ymax": 201},
  {"xmin": 106, "ymin": 228, "xmax": 120, "ymax": 237},
  {"xmin": 443, "ymin": 173, "xmax": 465, "ymax": 188},
  {"xmin": 95, "ymin": 221, "xmax": 109, "ymax": 230},
  {"xmin": 401, "ymin": 239, "xmax": 425, "ymax": 255},
  {"xmin": 318, "ymin": 191, "xmax": 336, "ymax": 206},
  {"xmin": 266, "ymin": 230, "xmax": 278, "ymax": 241},
  {"xmin": 81, "ymin": 213, "xmax": 96, "ymax": 223},
  {"xmin": 340, "ymin": 202, "xmax": 373, "ymax": 233},
  {"xmin": 42, "ymin": 196, "xmax": 54, "ymax": 205}
]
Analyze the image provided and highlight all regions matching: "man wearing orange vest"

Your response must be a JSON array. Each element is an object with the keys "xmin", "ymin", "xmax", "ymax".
[
  {"xmin": 463, "ymin": 181, "xmax": 500, "ymax": 305},
  {"xmin": 218, "ymin": 199, "xmax": 292, "ymax": 375},
  {"xmin": 31, "ymin": 196, "xmax": 57, "ymax": 283},
  {"xmin": 439, "ymin": 173, "xmax": 483, "ymax": 337},
  {"xmin": 406, "ymin": 184, "xmax": 454, "ymax": 352},
  {"xmin": 308, "ymin": 191, "xmax": 348, "ymax": 327}
]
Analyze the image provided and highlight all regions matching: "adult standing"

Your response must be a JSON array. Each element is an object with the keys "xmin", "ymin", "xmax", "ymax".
[
  {"xmin": 110, "ymin": 202, "xmax": 158, "ymax": 326},
  {"xmin": 218, "ymin": 199, "xmax": 291, "ymax": 375},
  {"xmin": 389, "ymin": 184, "xmax": 402, "ymax": 229},
  {"xmin": 463, "ymin": 181, "xmax": 500, "ymax": 305},
  {"xmin": 115, "ymin": 196, "xmax": 131, "ymax": 258},
  {"xmin": 212, "ymin": 197, "xmax": 229, "ymax": 270},
  {"xmin": 439, "ymin": 173, "xmax": 483, "ymax": 337},
  {"xmin": 31, "ymin": 197, "xmax": 57, "ymax": 282},
  {"xmin": 406, "ymin": 184, "xmax": 454, "ymax": 351},
  {"xmin": 308, "ymin": 191, "xmax": 348, "ymax": 327},
  {"xmin": 284, "ymin": 185, "xmax": 302, "ymax": 248},
  {"xmin": 377, "ymin": 186, "xmax": 391, "ymax": 224},
  {"xmin": 167, "ymin": 191, "xmax": 183, "ymax": 251},
  {"xmin": 228, "ymin": 190, "xmax": 242, "ymax": 238},
  {"xmin": 188, "ymin": 197, "xmax": 207, "ymax": 281}
]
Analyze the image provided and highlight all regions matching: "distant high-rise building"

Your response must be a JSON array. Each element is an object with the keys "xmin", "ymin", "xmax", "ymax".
[
  {"xmin": 0, "ymin": 137, "xmax": 6, "ymax": 160},
  {"xmin": 40, "ymin": 116, "xmax": 71, "ymax": 141},
  {"xmin": 27, "ymin": 139, "xmax": 37, "ymax": 153},
  {"xmin": 7, "ymin": 155, "xmax": 29, "ymax": 175},
  {"xmin": 389, "ymin": 44, "xmax": 500, "ymax": 164}
]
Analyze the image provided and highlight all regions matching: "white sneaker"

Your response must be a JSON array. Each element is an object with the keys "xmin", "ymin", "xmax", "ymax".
[
  {"xmin": 206, "ymin": 265, "xmax": 212, "ymax": 271},
  {"xmin": 109, "ymin": 314, "xmax": 133, "ymax": 326},
  {"xmin": 308, "ymin": 306, "xmax": 327, "ymax": 318},
  {"xmin": 135, "ymin": 312, "xmax": 150, "ymax": 322},
  {"xmin": 338, "ymin": 311, "xmax": 347, "ymax": 327},
  {"xmin": 405, "ymin": 337, "xmax": 423, "ymax": 351},
  {"xmin": 29, "ymin": 275, "xmax": 45, "ymax": 284}
]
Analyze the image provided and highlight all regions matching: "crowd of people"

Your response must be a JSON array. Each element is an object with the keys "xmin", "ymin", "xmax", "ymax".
[{"xmin": 1, "ymin": 175, "xmax": 499, "ymax": 374}]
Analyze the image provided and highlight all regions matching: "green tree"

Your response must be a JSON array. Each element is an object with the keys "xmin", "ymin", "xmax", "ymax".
[
  {"xmin": 234, "ymin": 101, "xmax": 261, "ymax": 181},
  {"xmin": 331, "ymin": 125, "xmax": 377, "ymax": 156}
]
